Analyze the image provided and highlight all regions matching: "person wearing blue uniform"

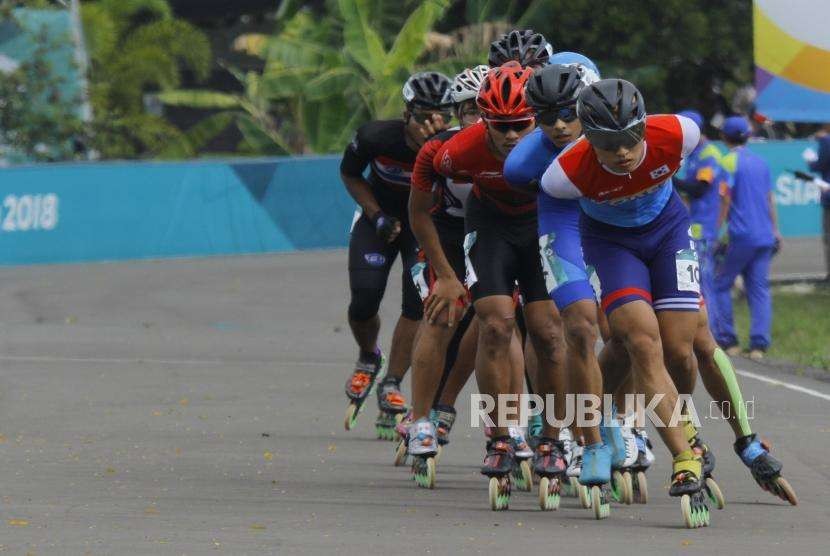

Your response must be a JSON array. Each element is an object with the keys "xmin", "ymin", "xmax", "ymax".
[
  {"xmin": 807, "ymin": 124, "xmax": 830, "ymax": 281},
  {"xmin": 504, "ymin": 59, "xmax": 614, "ymax": 479},
  {"xmin": 713, "ymin": 116, "xmax": 782, "ymax": 359},
  {"xmin": 673, "ymin": 110, "xmax": 728, "ymax": 317}
]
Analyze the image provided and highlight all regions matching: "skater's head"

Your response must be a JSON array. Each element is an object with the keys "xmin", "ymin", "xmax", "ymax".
[
  {"xmin": 578, "ymin": 78, "xmax": 646, "ymax": 173},
  {"xmin": 402, "ymin": 71, "xmax": 454, "ymax": 146},
  {"xmin": 525, "ymin": 61, "xmax": 599, "ymax": 148},
  {"xmin": 478, "ymin": 62, "xmax": 536, "ymax": 159}
]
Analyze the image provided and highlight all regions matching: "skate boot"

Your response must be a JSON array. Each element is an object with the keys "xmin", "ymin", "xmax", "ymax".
[
  {"xmin": 431, "ymin": 404, "xmax": 456, "ymax": 447},
  {"xmin": 565, "ymin": 438, "xmax": 589, "ymax": 504},
  {"xmin": 601, "ymin": 415, "xmax": 633, "ymax": 505},
  {"xmin": 375, "ymin": 376, "xmax": 408, "ymax": 441},
  {"xmin": 685, "ymin": 422, "xmax": 725, "ymax": 509},
  {"xmin": 408, "ymin": 418, "xmax": 438, "ymax": 489},
  {"xmin": 670, "ymin": 449, "xmax": 710, "ymax": 528},
  {"xmin": 580, "ymin": 442, "xmax": 612, "ymax": 519},
  {"xmin": 532, "ymin": 438, "xmax": 566, "ymax": 510},
  {"xmin": 508, "ymin": 426, "xmax": 534, "ymax": 492},
  {"xmin": 630, "ymin": 426, "xmax": 655, "ymax": 504},
  {"xmin": 482, "ymin": 437, "xmax": 515, "ymax": 510},
  {"xmin": 392, "ymin": 410, "xmax": 412, "ymax": 467},
  {"xmin": 527, "ymin": 413, "xmax": 544, "ymax": 450},
  {"xmin": 344, "ymin": 351, "xmax": 384, "ymax": 431},
  {"xmin": 734, "ymin": 433, "xmax": 797, "ymax": 505}
]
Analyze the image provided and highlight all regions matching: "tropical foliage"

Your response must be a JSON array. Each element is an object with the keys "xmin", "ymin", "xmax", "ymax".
[{"xmin": 81, "ymin": 0, "xmax": 212, "ymax": 158}]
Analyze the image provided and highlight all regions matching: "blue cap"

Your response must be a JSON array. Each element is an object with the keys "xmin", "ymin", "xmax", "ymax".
[
  {"xmin": 722, "ymin": 116, "xmax": 751, "ymax": 140},
  {"xmin": 678, "ymin": 110, "xmax": 703, "ymax": 130},
  {"xmin": 548, "ymin": 51, "xmax": 601, "ymax": 80}
]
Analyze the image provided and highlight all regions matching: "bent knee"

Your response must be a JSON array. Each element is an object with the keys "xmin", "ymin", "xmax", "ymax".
[{"xmin": 563, "ymin": 312, "xmax": 599, "ymax": 357}]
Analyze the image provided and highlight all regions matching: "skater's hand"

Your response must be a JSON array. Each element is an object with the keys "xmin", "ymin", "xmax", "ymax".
[
  {"xmin": 424, "ymin": 276, "xmax": 467, "ymax": 327},
  {"xmin": 773, "ymin": 231, "xmax": 783, "ymax": 255},
  {"xmin": 416, "ymin": 113, "xmax": 449, "ymax": 142},
  {"xmin": 371, "ymin": 211, "xmax": 401, "ymax": 243}
]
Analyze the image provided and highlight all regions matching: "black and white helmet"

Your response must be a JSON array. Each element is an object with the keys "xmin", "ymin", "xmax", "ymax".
[
  {"xmin": 488, "ymin": 29, "xmax": 551, "ymax": 68},
  {"xmin": 450, "ymin": 65, "xmax": 489, "ymax": 103},
  {"xmin": 577, "ymin": 78, "xmax": 646, "ymax": 149},
  {"xmin": 402, "ymin": 71, "xmax": 453, "ymax": 110}
]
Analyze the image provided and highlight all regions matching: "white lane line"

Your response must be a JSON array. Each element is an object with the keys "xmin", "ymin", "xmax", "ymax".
[
  {"xmin": 0, "ymin": 354, "xmax": 343, "ymax": 367},
  {"xmin": 736, "ymin": 369, "xmax": 830, "ymax": 402}
]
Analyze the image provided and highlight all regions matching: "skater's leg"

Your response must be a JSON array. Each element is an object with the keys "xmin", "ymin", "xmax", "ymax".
[
  {"xmin": 561, "ymin": 299, "xmax": 603, "ymax": 445},
  {"xmin": 610, "ymin": 301, "xmax": 689, "ymax": 456},
  {"xmin": 410, "ymin": 313, "xmax": 460, "ymax": 420},
  {"xmin": 436, "ymin": 315, "xmax": 478, "ymax": 407},
  {"xmin": 694, "ymin": 306, "xmax": 752, "ymax": 438},
  {"xmin": 473, "ymin": 295, "xmax": 517, "ymax": 438},
  {"xmin": 524, "ymin": 299, "xmax": 567, "ymax": 440}
]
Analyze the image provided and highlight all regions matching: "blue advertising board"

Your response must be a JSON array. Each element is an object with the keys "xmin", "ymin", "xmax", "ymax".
[{"xmin": 0, "ymin": 142, "xmax": 823, "ymax": 266}]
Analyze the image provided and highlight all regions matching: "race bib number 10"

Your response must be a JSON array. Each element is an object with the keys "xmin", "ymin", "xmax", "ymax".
[{"xmin": 675, "ymin": 248, "xmax": 700, "ymax": 293}]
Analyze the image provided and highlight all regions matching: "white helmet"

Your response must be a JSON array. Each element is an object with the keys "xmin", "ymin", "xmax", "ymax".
[{"xmin": 450, "ymin": 65, "xmax": 489, "ymax": 104}]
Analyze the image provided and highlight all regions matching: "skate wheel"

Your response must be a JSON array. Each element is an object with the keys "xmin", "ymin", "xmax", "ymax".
[
  {"xmin": 634, "ymin": 471, "xmax": 648, "ymax": 504},
  {"xmin": 773, "ymin": 477, "xmax": 798, "ymax": 506},
  {"xmin": 488, "ymin": 476, "xmax": 510, "ymax": 511},
  {"xmin": 516, "ymin": 459, "xmax": 533, "ymax": 492},
  {"xmin": 611, "ymin": 470, "xmax": 633, "ymax": 505},
  {"xmin": 434, "ymin": 444, "xmax": 442, "ymax": 465},
  {"xmin": 681, "ymin": 495, "xmax": 694, "ymax": 528},
  {"xmin": 705, "ymin": 476, "xmax": 726, "ymax": 510},
  {"xmin": 578, "ymin": 483, "xmax": 592, "ymax": 509},
  {"xmin": 538, "ymin": 477, "xmax": 561, "ymax": 511},
  {"xmin": 681, "ymin": 494, "xmax": 710, "ymax": 528},
  {"xmin": 590, "ymin": 485, "xmax": 609, "ymax": 519},
  {"xmin": 344, "ymin": 403, "xmax": 358, "ymax": 431},
  {"xmin": 393, "ymin": 439, "xmax": 408, "ymax": 467},
  {"xmin": 413, "ymin": 457, "xmax": 436, "ymax": 489},
  {"xmin": 566, "ymin": 476, "xmax": 579, "ymax": 498}
]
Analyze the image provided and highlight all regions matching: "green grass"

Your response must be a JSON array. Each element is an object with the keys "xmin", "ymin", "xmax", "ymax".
[{"xmin": 733, "ymin": 287, "xmax": 830, "ymax": 370}]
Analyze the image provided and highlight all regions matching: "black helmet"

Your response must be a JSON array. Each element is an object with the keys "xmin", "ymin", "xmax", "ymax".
[
  {"xmin": 577, "ymin": 78, "xmax": 646, "ymax": 150},
  {"xmin": 525, "ymin": 64, "xmax": 593, "ymax": 112},
  {"xmin": 488, "ymin": 29, "xmax": 551, "ymax": 68},
  {"xmin": 402, "ymin": 71, "xmax": 453, "ymax": 110}
]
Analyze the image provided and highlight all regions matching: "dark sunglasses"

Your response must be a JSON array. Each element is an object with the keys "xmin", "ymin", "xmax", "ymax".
[
  {"xmin": 486, "ymin": 119, "xmax": 535, "ymax": 134},
  {"xmin": 412, "ymin": 110, "xmax": 453, "ymax": 125},
  {"xmin": 537, "ymin": 106, "xmax": 578, "ymax": 125},
  {"xmin": 584, "ymin": 121, "xmax": 646, "ymax": 151}
]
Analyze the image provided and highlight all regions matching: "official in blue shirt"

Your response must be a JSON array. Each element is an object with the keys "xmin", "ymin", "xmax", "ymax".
[{"xmin": 713, "ymin": 116, "xmax": 782, "ymax": 359}]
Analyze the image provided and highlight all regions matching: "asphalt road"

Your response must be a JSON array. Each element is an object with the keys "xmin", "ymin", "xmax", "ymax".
[{"xmin": 0, "ymin": 250, "xmax": 828, "ymax": 555}]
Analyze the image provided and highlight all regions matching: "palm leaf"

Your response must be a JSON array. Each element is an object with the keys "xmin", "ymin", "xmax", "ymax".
[
  {"xmin": 157, "ymin": 90, "xmax": 241, "ymax": 109},
  {"xmin": 385, "ymin": 0, "xmax": 450, "ymax": 75}
]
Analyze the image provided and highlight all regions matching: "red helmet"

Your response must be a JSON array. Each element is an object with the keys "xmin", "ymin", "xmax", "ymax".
[{"xmin": 476, "ymin": 61, "xmax": 534, "ymax": 120}]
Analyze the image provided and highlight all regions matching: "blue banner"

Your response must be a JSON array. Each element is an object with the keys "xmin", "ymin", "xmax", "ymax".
[
  {"xmin": 0, "ymin": 144, "xmax": 822, "ymax": 266},
  {"xmin": 0, "ymin": 156, "xmax": 353, "ymax": 265},
  {"xmin": 742, "ymin": 140, "xmax": 823, "ymax": 237}
]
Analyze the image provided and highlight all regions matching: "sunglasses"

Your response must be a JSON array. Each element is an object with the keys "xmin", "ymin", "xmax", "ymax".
[
  {"xmin": 486, "ymin": 119, "xmax": 535, "ymax": 134},
  {"xmin": 537, "ymin": 106, "xmax": 578, "ymax": 125},
  {"xmin": 584, "ymin": 121, "xmax": 646, "ymax": 151},
  {"xmin": 412, "ymin": 110, "xmax": 453, "ymax": 125}
]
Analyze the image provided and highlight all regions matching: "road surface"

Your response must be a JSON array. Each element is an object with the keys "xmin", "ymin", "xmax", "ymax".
[{"xmin": 0, "ymin": 251, "xmax": 827, "ymax": 554}]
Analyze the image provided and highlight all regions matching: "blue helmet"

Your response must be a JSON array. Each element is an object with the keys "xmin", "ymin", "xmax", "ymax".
[
  {"xmin": 678, "ymin": 109, "xmax": 704, "ymax": 130},
  {"xmin": 722, "ymin": 116, "xmax": 751, "ymax": 141},
  {"xmin": 548, "ymin": 51, "xmax": 601, "ymax": 82}
]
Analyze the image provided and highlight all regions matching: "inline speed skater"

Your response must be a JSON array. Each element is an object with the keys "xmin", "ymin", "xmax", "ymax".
[
  {"xmin": 434, "ymin": 61, "xmax": 569, "ymax": 510},
  {"xmin": 405, "ymin": 64, "xmax": 494, "ymax": 487},
  {"xmin": 504, "ymin": 58, "xmax": 608, "ymax": 512},
  {"xmin": 541, "ymin": 79, "xmax": 711, "ymax": 528},
  {"xmin": 340, "ymin": 71, "xmax": 453, "ymax": 433}
]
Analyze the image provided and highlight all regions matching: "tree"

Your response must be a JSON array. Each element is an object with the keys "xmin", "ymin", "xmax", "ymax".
[
  {"xmin": 0, "ymin": 2, "xmax": 84, "ymax": 163},
  {"xmin": 160, "ymin": 0, "xmax": 464, "ymax": 155},
  {"xmin": 81, "ymin": 0, "xmax": 212, "ymax": 158}
]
